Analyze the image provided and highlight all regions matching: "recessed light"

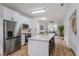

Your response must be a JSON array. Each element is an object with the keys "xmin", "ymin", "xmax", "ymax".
[{"xmin": 32, "ymin": 8, "xmax": 46, "ymax": 14}]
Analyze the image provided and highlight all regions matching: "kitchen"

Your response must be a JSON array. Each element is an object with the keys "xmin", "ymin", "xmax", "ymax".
[
  {"xmin": 0, "ymin": 4, "xmax": 56, "ymax": 56},
  {"xmin": 0, "ymin": 3, "xmax": 74, "ymax": 56}
]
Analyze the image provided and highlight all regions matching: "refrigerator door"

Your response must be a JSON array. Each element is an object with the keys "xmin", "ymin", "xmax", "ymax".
[
  {"xmin": 3, "ymin": 20, "xmax": 11, "ymax": 54},
  {"xmin": 14, "ymin": 36, "xmax": 21, "ymax": 50},
  {"xmin": 3, "ymin": 20, "xmax": 21, "ymax": 55}
]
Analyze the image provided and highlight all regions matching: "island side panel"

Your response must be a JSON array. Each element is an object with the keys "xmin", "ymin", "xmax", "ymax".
[{"xmin": 28, "ymin": 39, "xmax": 49, "ymax": 56}]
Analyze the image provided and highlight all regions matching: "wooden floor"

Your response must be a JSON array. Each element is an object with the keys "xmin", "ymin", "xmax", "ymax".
[
  {"xmin": 8, "ymin": 45, "xmax": 28, "ymax": 56},
  {"xmin": 3, "ymin": 37, "xmax": 75, "ymax": 56},
  {"xmin": 53, "ymin": 38, "xmax": 74, "ymax": 56}
]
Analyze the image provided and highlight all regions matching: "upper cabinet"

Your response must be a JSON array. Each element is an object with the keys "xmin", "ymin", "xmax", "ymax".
[
  {"xmin": 18, "ymin": 14, "xmax": 32, "ymax": 29},
  {"xmin": 4, "ymin": 7, "xmax": 19, "ymax": 21},
  {"xmin": 0, "ymin": 5, "xmax": 33, "ymax": 29},
  {"xmin": 0, "ymin": 5, "xmax": 19, "ymax": 21},
  {"xmin": 0, "ymin": 5, "xmax": 5, "ymax": 19}
]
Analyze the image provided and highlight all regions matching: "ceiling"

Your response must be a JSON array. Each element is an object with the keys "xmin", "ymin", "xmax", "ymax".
[{"xmin": 1, "ymin": 3, "xmax": 70, "ymax": 24}]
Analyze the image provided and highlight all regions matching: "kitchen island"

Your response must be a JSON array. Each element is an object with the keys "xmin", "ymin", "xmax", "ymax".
[{"xmin": 28, "ymin": 34, "xmax": 55, "ymax": 56}]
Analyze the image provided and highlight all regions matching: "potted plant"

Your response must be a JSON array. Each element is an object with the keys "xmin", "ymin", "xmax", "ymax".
[{"xmin": 58, "ymin": 25, "xmax": 64, "ymax": 36}]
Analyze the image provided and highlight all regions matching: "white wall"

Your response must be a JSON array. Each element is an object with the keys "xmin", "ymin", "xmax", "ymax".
[
  {"xmin": 31, "ymin": 19, "xmax": 38, "ymax": 36},
  {"xmin": 31, "ymin": 18, "xmax": 48, "ymax": 35},
  {"xmin": 76, "ymin": 9, "xmax": 79, "ymax": 55},
  {"xmin": 64, "ymin": 4, "xmax": 79, "ymax": 55},
  {"xmin": 68, "ymin": 14, "xmax": 77, "ymax": 54},
  {"xmin": 37, "ymin": 21, "xmax": 48, "ymax": 34}
]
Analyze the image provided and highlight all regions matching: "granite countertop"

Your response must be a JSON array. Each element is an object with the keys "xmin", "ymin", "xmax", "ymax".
[{"xmin": 28, "ymin": 34, "xmax": 55, "ymax": 42}]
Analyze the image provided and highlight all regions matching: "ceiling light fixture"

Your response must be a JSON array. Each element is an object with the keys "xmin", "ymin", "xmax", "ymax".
[
  {"xmin": 32, "ymin": 8, "xmax": 46, "ymax": 14},
  {"xmin": 37, "ymin": 17, "xmax": 47, "ymax": 21},
  {"xmin": 41, "ymin": 17, "xmax": 47, "ymax": 20}
]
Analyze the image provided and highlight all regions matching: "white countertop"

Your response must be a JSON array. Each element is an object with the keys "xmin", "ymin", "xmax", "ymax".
[{"xmin": 28, "ymin": 34, "xmax": 55, "ymax": 42}]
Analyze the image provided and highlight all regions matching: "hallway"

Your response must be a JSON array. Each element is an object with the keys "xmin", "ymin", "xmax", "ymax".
[
  {"xmin": 7, "ymin": 37, "xmax": 74, "ymax": 56},
  {"xmin": 53, "ymin": 38, "xmax": 74, "ymax": 56}
]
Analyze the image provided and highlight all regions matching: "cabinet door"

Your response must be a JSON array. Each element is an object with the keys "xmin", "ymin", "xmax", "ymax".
[
  {"xmin": 0, "ymin": 5, "xmax": 4, "ymax": 18},
  {"xmin": 21, "ymin": 34, "xmax": 25, "ymax": 45},
  {"xmin": 4, "ymin": 7, "xmax": 18, "ymax": 21}
]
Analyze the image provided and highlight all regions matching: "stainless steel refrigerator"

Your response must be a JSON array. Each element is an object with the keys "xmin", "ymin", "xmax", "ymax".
[{"xmin": 3, "ymin": 20, "xmax": 21, "ymax": 55}]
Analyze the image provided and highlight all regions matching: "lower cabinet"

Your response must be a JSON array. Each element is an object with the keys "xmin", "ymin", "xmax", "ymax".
[{"xmin": 28, "ymin": 40, "xmax": 49, "ymax": 56}]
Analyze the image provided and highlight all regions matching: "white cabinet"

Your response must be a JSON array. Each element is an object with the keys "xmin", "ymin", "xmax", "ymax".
[
  {"xmin": 28, "ymin": 34, "xmax": 54, "ymax": 56},
  {"xmin": 0, "ymin": 5, "xmax": 5, "ymax": 19},
  {"xmin": 0, "ymin": 5, "xmax": 19, "ymax": 21},
  {"xmin": 19, "ymin": 14, "xmax": 33, "ymax": 29},
  {"xmin": 4, "ymin": 7, "xmax": 19, "ymax": 21},
  {"xmin": 21, "ymin": 34, "xmax": 25, "ymax": 46},
  {"xmin": 28, "ymin": 39, "xmax": 49, "ymax": 56},
  {"xmin": 19, "ymin": 15, "xmax": 28, "ymax": 24},
  {"xmin": 27, "ymin": 18, "xmax": 32, "ymax": 29}
]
